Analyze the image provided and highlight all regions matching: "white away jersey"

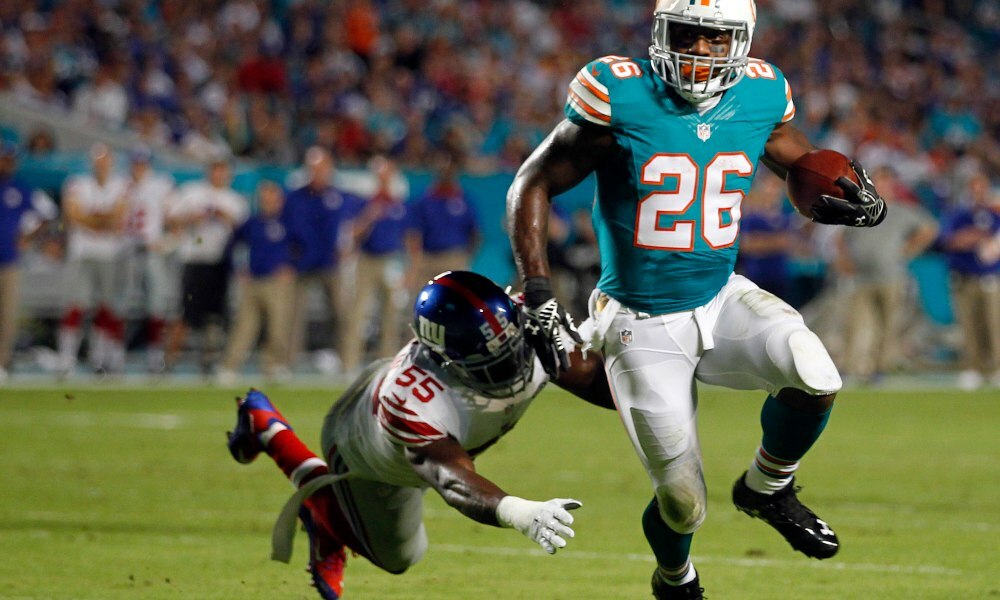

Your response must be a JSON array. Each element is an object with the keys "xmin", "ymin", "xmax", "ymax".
[
  {"xmin": 327, "ymin": 341, "xmax": 549, "ymax": 488},
  {"xmin": 167, "ymin": 181, "xmax": 248, "ymax": 263},
  {"xmin": 63, "ymin": 173, "xmax": 131, "ymax": 260},
  {"xmin": 125, "ymin": 171, "xmax": 175, "ymax": 247}
]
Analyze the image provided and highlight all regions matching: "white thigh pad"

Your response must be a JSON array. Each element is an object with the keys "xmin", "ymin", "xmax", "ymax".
[
  {"xmin": 697, "ymin": 280, "xmax": 842, "ymax": 395},
  {"xmin": 786, "ymin": 329, "xmax": 842, "ymax": 394}
]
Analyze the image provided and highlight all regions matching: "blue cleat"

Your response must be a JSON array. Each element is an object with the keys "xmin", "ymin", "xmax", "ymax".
[{"xmin": 226, "ymin": 389, "xmax": 289, "ymax": 464}]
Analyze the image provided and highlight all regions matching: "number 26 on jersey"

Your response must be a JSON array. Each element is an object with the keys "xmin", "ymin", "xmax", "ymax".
[{"xmin": 635, "ymin": 152, "xmax": 753, "ymax": 251}]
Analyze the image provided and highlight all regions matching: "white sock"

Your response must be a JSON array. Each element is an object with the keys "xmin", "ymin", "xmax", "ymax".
[
  {"xmin": 745, "ymin": 446, "xmax": 800, "ymax": 494},
  {"xmin": 106, "ymin": 339, "xmax": 125, "ymax": 373},
  {"xmin": 89, "ymin": 329, "xmax": 109, "ymax": 370},
  {"xmin": 657, "ymin": 563, "xmax": 697, "ymax": 586},
  {"xmin": 57, "ymin": 327, "xmax": 82, "ymax": 371}
]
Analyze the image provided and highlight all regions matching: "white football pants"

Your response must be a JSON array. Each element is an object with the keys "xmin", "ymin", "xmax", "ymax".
[{"xmin": 582, "ymin": 274, "xmax": 841, "ymax": 534}]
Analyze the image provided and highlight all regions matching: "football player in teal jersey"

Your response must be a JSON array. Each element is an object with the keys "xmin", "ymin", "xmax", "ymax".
[{"xmin": 507, "ymin": 1, "xmax": 886, "ymax": 598}]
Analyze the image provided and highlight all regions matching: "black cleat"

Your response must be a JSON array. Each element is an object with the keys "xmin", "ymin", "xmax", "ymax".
[
  {"xmin": 651, "ymin": 568, "xmax": 704, "ymax": 599},
  {"xmin": 732, "ymin": 471, "xmax": 839, "ymax": 559}
]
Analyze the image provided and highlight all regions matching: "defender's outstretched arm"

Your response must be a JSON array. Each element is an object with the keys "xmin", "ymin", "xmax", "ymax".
[{"xmin": 406, "ymin": 437, "xmax": 582, "ymax": 554}]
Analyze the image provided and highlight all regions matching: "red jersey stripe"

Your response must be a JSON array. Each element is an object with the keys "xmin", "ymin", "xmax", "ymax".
[
  {"xmin": 378, "ymin": 404, "xmax": 444, "ymax": 439},
  {"xmin": 434, "ymin": 276, "xmax": 505, "ymax": 335}
]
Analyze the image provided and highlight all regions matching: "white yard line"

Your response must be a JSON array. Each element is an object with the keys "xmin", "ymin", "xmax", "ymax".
[
  {"xmin": 433, "ymin": 544, "xmax": 962, "ymax": 576},
  {"xmin": 3, "ymin": 411, "xmax": 184, "ymax": 430}
]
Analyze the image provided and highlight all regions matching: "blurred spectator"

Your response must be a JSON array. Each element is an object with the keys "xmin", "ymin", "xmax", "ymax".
[
  {"xmin": 72, "ymin": 60, "xmax": 129, "ymax": 127},
  {"xmin": 344, "ymin": 0, "xmax": 381, "ymax": 61},
  {"xmin": 938, "ymin": 173, "xmax": 1000, "ymax": 390},
  {"xmin": 0, "ymin": 142, "xmax": 57, "ymax": 382},
  {"xmin": 236, "ymin": 42, "xmax": 289, "ymax": 96},
  {"xmin": 284, "ymin": 146, "xmax": 363, "ymax": 369},
  {"xmin": 545, "ymin": 201, "xmax": 574, "ymax": 311},
  {"xmin": 217, "ymin": 181, "xmax": 294, "ymax": 384},
  {"xmin": 405, "ymin": 154, "xmax": 480, "ymax": 293},
  {"xmin": 245, "ymin": 94, "xmax": 295, "ymax": 165},
  {"xmin": 925, "ymin": 91, "xmax": 983, "ymax": 152},
  {"xmin": 121, "ymin": 146, "xmax": 178, "ymax": 374},
  {"xmin": 561, "ymin": 208, "xmax": 602, "ymax": 319},
  {"xmin": 129, "ymin": 103, "xmax": 173, "ymax": 147},
  {"xmin": 832, "ymin": 167, "xmax": 939, "ymax": 383},
  {"xmin": 342, "ymin": 155, "xmax": 410, "ymax": 374},
  {"xmin": 0, "ymin": 0, "xmax": 992, "ymax": 176},
  {"xmin": 57, "ymin": 144, "xmax": 131, "ymax": 377},
  {"xmin": 24, "ymin": 128, "xmax": 56, "ymax": 157},
  {"xmin": 164, "ymin": 158, "xmax": 248, "ymax": 374},
  {"xmin": 179, "ymin": 102, "xmax": 232, "ymax": 163},
  {"xmin": 737, "ymin": 172, "xmax": 795, "ymax": 302}
]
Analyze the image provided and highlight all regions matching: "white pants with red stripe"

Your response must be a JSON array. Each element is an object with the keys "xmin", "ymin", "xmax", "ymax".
[
  {"xmin": 319, "ymin": 359, "xmax": 429, "ymax": 573},
  {"xmin": 583, "ymin": 274, "xmax": 841, "ymax": 534}
]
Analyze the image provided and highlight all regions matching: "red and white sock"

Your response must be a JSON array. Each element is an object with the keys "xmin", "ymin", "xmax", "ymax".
[{"xmin": 745, "ymin": 446, "xmax": 800, "ymax": 494}]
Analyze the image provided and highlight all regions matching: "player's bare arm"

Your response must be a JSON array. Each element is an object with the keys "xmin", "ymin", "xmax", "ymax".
[
  {"xmin": 405, "ymin": 432, "xmax": 582, "ymax": 556},
  {"xmin": 405, "ymin": 436, "xmax": 506, "ymax": 526},
  {"xmin": 508, "ymin": 120, "xmax": 618, "ymax": 376},
  {"xmin": 508, "ymin": 119, "xmax": 617, "ymax": 279},
  {"xmin": 63, "ymin": 193, "xmax": 106, "ymax": 231},
  {"xmin": 764, "ymin": 122, "xmax": 886, "ymax": 228},
  {"xmin": 761, "ymin": 122, "xmax": 815, "ymax": 179}
]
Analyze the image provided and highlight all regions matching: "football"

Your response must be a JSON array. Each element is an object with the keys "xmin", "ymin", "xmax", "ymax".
[{"xmin": 785, "ymin": 149, "xmax": 859, "ymax": 217}]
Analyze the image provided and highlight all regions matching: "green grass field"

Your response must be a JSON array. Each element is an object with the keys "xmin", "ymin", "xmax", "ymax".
[{"xmin": 1, "ymin": 384, "xmax": 997, "ymax": 599}]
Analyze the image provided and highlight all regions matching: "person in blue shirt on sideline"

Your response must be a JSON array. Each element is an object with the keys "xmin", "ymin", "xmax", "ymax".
[
  {"xmin": 737, "ymin": 172, "xmax": 794, "ymax": 302},
  {"xmin": 284, "ymin": 147, "xmax": 363, "ymax": 370},
  {"xmin": 217, "ymin": 181, "xmax": 295, "ymax": 384},
  {"xmin": 341, "ymin": 155, "xmax": 411, "ymax": 375},
  {"xmin": 0, "ymin": 141, "xmax": 57, "ymax": 383},
  {"xmin": 404, "ymin": 154, "xmax": 480, "ymax": 294},
  {"xmin": 939, "ymin": 171, "xmax": 1000, "ymax": 390}
]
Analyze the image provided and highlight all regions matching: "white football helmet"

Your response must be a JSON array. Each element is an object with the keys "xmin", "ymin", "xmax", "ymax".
[{"xmin": 649, "ymin": 0, "xmax": 757, "ymax": 103}]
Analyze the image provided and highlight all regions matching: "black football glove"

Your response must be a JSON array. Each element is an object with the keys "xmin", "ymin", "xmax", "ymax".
[
  {"xmin": 522, "ymin": 277, "xmax": 583, "ymax": 378},
  {"xmin": 811, "ymin": 160, "xmax": 887, "ymax": 227}
]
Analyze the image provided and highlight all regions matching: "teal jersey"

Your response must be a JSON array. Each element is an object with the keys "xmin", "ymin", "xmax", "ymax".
[{"xmin": 565, "ymin": 56, "xmax": 795, "ymax": 314}]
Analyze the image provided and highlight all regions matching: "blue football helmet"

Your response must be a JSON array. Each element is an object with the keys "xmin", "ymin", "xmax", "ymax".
[{"xmin": 412, "ymin": 271, "xmax": 535, "ymax": 398}]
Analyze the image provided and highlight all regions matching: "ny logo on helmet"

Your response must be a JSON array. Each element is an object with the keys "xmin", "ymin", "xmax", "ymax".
[{"xmin": 417, "ymin": 316, "xmax": 446, "ymax": 349}]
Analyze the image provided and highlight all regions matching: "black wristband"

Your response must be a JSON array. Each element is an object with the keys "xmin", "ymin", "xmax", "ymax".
[{"xmin": 523, "ymin": 276, "xmax": 554, "ymax": 308}]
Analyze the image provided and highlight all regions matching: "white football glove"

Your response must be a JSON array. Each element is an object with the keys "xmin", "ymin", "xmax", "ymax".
[{"xmin": 496, "ymin": 496, "xmax": 582, "ymax": 554}]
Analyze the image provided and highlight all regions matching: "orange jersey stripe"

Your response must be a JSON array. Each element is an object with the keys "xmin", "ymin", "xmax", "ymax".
[
  {"xmin": 569, "ymin": 90, "xmax": 611, "ymax": 123},
  {"xmin": 575, "ymin": 73, "xmax": 610, "ymax": 103}
]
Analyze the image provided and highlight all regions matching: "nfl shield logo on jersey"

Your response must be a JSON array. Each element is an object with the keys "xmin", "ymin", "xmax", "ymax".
[
  {"xmin": 619, "ymin": 329, "xmax": 633, "ymax": 346},
  {"xmin": 697, "ymin": 123, "xmax": 712, "ymax": 142}
]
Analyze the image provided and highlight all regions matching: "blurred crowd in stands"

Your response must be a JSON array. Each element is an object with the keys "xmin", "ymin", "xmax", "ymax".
[{"xmin": 0, "ymin": 0, "xmax": 998, "ymax": 388}]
